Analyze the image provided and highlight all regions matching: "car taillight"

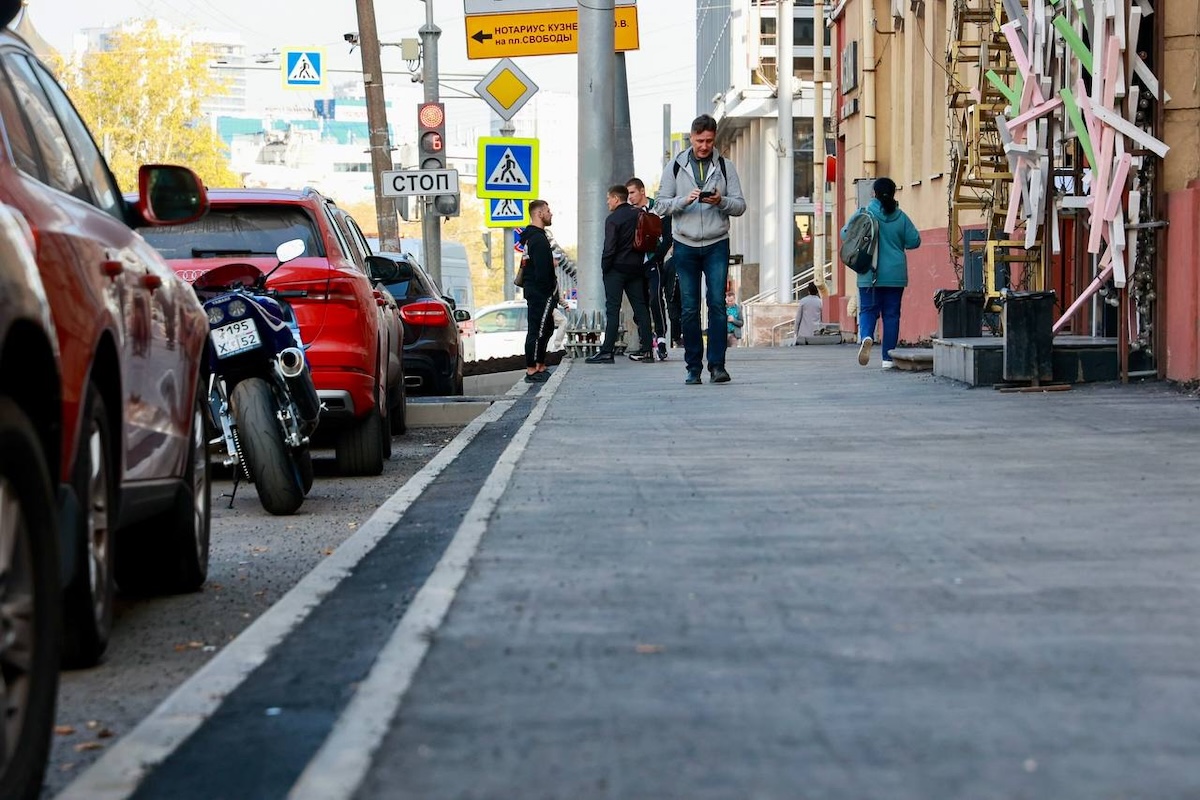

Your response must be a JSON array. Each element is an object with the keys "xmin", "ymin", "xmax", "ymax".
[
  {"xmin": 276, "ymin": 277, "xmax": 361, "ymax": 305},
  {"xmin": 400, "ymin": 300, "xmax": 450, "ymax": 327}
]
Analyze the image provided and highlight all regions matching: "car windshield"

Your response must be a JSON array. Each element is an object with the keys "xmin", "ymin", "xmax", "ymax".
[{"xmin": 137, "ymin": 206, "xmax": 324, "ymax": 260}]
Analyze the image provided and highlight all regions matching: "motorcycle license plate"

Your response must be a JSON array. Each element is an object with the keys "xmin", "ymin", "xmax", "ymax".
[{"xmin": 212, "ymin": 319, "xmax": 261, "ymax": 358}]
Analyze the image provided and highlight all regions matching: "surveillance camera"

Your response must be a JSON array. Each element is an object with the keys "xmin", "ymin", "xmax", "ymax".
[{"xmin": 344, "ymin": 32, "xmax": 358, "ymax": 44}]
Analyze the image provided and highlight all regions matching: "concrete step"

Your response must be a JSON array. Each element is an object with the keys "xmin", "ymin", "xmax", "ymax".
[{"xmin": 888, "ymin": 347, "xmax": 934, "ymax": 371}]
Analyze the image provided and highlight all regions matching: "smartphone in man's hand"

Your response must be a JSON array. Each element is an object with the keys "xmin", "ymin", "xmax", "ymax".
[{"xmin": 698, "ymin": 190, "xmax": 715, "ymax": 199}]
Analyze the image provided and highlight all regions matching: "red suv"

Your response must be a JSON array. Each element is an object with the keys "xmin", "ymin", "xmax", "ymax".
[
  {"xmin": 141, "ymin": 188, "xmax": 403, "ymax": 474},
  {"xmin": 0, "ymin": 25, "xmax": 215, "ymax": 668},
  {"xmin": 0, "ymin": 201, "xmax": 62, "ymax": 800}
]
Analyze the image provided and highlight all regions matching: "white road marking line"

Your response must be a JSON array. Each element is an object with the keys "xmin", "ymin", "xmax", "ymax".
[
  {"xmin": 287, "ymin": 361, "xmax": 570, "ymax": 800},
  {"xmin": 55, "ymin": 382, "xmax": 529, "ymax": 800}
]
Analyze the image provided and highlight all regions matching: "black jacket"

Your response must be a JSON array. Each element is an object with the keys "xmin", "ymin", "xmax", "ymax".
[
  {"xmin": 601, "ymin": 203, "xmax": 644, "ymax": 274},
  {"xmin": 518, "ymin": 224, "xmax": 556, "ymax": 296}
]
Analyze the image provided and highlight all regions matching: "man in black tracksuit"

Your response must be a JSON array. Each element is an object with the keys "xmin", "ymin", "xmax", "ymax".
[
  {"xmin": 519, "ymin": 199, "xmax": 559, "ymax": 383},
  {"xmin": 586, "ymin": 185, "xmax": 653, "ymax": 364}
]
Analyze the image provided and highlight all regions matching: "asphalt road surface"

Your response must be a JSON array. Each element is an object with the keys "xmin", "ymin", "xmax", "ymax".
[{"xmin": 41, "ymin": 426, "xmax": 463, "ymax": 799}]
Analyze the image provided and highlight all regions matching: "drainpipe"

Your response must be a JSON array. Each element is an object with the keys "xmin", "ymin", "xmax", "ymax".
[
  {"xmin": 813, "ymin": 0, "xmax": 827, "ymax": 295},
  {"xmin": 862, "ymin": 0, "xmax": 877, "ymax": 179}
]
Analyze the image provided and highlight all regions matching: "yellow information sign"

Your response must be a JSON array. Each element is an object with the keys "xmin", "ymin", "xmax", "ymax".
[{"xmin": 465, "ymin": 6, "xmax": 640, "ymax": 60}]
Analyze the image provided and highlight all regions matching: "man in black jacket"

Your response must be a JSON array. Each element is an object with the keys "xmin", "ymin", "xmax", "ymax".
[
  {"xmin": 626, "ymin": 177, "xmax": 672, "ymax": 360},
  {"xmin": 585, "ymin": 185, "xmax": 653, "ymax": 364},
  {"xmin": 519, "ymin": 199, "xmax": 559, "ymax": 382}
]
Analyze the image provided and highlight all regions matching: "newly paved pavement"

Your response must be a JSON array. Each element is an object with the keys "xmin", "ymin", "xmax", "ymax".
[
  {"xmin": 354, "ymin": 345, "xmax": 1200, "ymax": 799},
  {"xmin": 62, "ymin": 344, "xmax": 1200, "ymax": 799}
]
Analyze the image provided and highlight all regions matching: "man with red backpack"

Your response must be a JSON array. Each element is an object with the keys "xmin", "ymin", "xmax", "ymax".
[
  {"xmin": 585, "ymin": 185, "xmax": 654, "ymax": 364},
  {"xmin": 626, "ymin": 177, "xmax": 673, "ymax": 361}
]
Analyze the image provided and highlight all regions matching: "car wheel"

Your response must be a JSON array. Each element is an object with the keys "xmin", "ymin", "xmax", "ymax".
[
  {"xmin": 231, "ymin": 378, "xmax": 304, "ymax": 516},
  {"xmin": 390, "ymin": 380, "xmax": 407, "ymax": 436},
  {"xmin": 116, "ymin": 386, "xmax": 211, "ymax": 594},
  {"xmin": 335, "ymin": 406, "xmax": 384, "ymax": 477},
  {"xmin": 0, "ymin": 398, "xmax": 61, "ymax": 800},
  {"xmin": 453, "ymin": 357, "xmax": 465, "ymax": 397},
  {"xmin": 61, "ymin": 384, "xmax": 115, "ymax": 668}
]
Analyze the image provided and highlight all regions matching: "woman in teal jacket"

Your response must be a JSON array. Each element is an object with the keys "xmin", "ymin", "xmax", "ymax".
[{"xmin": 844, "ymin": 177, "xmax": 921, "ymax": 368}]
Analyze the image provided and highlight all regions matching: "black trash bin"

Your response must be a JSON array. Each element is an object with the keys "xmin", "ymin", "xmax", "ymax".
[
  {"xmin": 1002, "ymin": 290, "xmax": 1056, "ymax": 382},
  {"xmin": 934, "ymin": 289, "xmax": 985, "ymax": 338}
]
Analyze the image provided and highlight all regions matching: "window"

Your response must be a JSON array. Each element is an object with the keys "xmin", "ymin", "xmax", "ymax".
[
  {"xmin": 2, "ymin": 53, "xmax": 88, "ymax": 203},
  {"xmin": 30, "ymin": 59, "xmax": 123, "ymax": 220},
  {"xmin": 0, "ymin": 59, "xmax": 41, "ymax": 179},
  {"xmin": 475, "ymin": 309, "xmax": 525, "ymax": 333},
  {"xmin": 136, "ymin": 206, "xmax": 324, "ymax": 261}
]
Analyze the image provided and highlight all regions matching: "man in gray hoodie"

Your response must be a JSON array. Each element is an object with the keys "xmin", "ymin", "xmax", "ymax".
[{"xmin": 654, "ymin": 114, "xmax": 747, "ymax": 385}]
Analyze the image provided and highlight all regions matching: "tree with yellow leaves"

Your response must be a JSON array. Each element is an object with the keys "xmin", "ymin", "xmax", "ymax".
[{"xmin": 48, "ymin": 20, "xmax": 240, "ymax": 192}]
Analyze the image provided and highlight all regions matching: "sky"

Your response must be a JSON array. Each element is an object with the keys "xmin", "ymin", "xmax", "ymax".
[{"xmin": 29, "ymin": 0, "xmax": 699, "ymax": 186}]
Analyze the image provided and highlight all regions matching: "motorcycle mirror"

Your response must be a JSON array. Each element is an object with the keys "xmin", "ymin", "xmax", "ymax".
[{"xmin": 276, "ymin": 239, "xmax": 306, "ymax": 264}]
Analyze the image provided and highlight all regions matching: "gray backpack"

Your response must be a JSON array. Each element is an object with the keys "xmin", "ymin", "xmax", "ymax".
[{"xmin": 840, "ymin": 209, "xmax": 879, "ymax": 276}]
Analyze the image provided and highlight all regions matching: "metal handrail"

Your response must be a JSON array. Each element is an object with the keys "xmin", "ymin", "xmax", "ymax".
[
  {"xmin": 742, "ymin": 260, "xmax": 835, "ymax": 305},
  {"xmin": 771, "ymin": 319, "xmax": 796, "ymax": 347}
]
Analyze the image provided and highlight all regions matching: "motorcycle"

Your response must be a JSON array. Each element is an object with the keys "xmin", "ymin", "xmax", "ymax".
[{"xmin": 193, "ymin": 239, "xmax": 321, "ymax": 515}]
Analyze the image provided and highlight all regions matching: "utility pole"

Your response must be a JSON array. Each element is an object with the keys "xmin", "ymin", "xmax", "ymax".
[
  {"xmin": 662, "ymin": 103, "xmax": 672, "ymax": 167},
  {"xmin": 354, "ymin": 0, "xmax": 400, "ymax": 252},
  {"xmin": 420, "ymin": 0, "xmax": 443, "ymax": 285},
  {"xmin": 777, "ymin": 0, "xmax": 796, "ymax": 304},
  {"xmin": 577, "ymin": 0, "xmax": 615, "ymax": 315}
]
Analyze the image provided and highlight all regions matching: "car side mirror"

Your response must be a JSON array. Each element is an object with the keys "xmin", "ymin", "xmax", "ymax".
[
  {"xmin": 137, "ymin": 165, "xmax": 209, "ymax": 225},
  {"xmin": 453, "ymin": 309, "xmax": 471, "ymax": 323},
  {"xmin": 442, "ymin": 295, "xmax": 457, "ymax": 310},
  {"xmin": 365, "ymin": 255, "xmax": 410, "ymax": 283}
]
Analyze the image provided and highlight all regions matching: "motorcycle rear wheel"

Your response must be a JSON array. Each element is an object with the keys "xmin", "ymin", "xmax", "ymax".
[{"xmin": 230, "ymin": 378, "xmax": 304, "ymax": 516}]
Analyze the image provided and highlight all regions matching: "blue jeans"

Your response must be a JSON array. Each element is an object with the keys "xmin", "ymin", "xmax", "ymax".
[
  {"xmin": 674, "ymin": 239, "xmax": 730, "ymax": 372},
  {"xmin": 858, "ymin": 286, "xmax": 904, "ymax": 361}
]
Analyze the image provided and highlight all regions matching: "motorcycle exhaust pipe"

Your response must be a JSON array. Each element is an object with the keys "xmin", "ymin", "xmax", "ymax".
[{"xmin": 277, "ymin": 348, "xmax": 321, "ymax": 423}]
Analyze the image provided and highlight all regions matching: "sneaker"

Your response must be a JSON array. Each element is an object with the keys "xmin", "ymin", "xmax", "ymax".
[
  {"xmin": 709, "ymin": 365, "xmax": 732, "ymax": 384},
  {"xmin": 857, "ymin": 336, "xmax": 874, "ymax": 366},
  {"xmin": 523, "ymin": 373, "xmax": 540, "ymax": 384},
  {"xmin": 628, "ymin": 350, "xmax": 654, "ymax": 362},
  {"xmin": 880, "ymin": 360, "xmax": 895, "ymax": 370},
  {"xmin": 685, "ymin": 369, "xmax": 703, "ymax": 385},
  {"xmin": 530, "ymin": 370, "xmax": 550, "ymax": 381},
  {"xmin": 657, "ymin": 341, "xmax": 668, "ymax": 361},
  {"xmin": 585, "ymin": 351, "xmax": 614, "ymax": 364}
]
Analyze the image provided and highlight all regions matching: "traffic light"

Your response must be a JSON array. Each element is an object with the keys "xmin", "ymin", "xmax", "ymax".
[
  {"xmin": 416, "ymin": 101, "xmax": 445, "ymax": 170},
  {"xmin": 417, "ymin": 101, "xmax": 458, "ymax": 216}
]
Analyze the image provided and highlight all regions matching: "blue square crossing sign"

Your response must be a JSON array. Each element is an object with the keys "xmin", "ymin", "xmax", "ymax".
[
  {"xmin": 477, "ymin": 137, "xmax": 538, "ymax": 200},
  {"xmin": 486, "ymin": 198, "xmax": 529, "ymax": 228},
  {"xmin": 284, "ymin": 49, "xmax": 324, "ymax": 89}
]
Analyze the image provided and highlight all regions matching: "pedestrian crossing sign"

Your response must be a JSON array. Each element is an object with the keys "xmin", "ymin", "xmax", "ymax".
[
  {"xmin": 477, "ymin": 137, "xmax": 538, "ymax": 199},
  {"xmin": 485, "ymin": 198, "xmax": 529, "ymax": 228},
  {"xmin": 283, "ymin": 48, "xmax": 325, "ymax": 90}
]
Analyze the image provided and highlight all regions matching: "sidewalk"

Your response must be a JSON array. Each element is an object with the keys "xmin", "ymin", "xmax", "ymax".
[
  {"xmin": 354, "ymin": 345, "xmax": 1200, "ymax": 799},
  {"xmin": 60, "ymin": 344, "xmax": 1200, "ymax": 800}
]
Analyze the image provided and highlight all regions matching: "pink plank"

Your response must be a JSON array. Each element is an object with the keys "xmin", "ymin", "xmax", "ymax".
[
  {"xmin": 1005, "ymin": 97, "xmax": 1063, "ymax": 136},
  {"xmin": 1102, "ymin": 153, "xmax": 1132, "ymax": 221},
  {"xmin": 1005, "ymin": 171, "xmax": 1025, "ymax": 234},
  {"xmin": 1088, "ymin": 126, "xmax": 1116, "ymax": 253}
]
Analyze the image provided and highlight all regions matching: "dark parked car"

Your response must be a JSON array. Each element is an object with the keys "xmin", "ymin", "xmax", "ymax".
[
  {"xmin": 0, "ymin": 201, "xmax": 62, "ymax": 800},
  {"xmin": 370, "ymin": 252, "xmax": 467, "ymax": 396}
]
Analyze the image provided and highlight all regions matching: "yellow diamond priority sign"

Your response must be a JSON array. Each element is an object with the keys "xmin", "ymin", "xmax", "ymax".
[{"xmin": 475, "ymin": 58, "xmax": 539, "ymax": 121}]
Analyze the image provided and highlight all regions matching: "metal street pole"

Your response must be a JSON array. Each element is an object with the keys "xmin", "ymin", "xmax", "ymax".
[
  {"xmin": 577, "ymin": 0, "xmax": 615, "ymax": 315},
  {"xmin": 613, "ymin": 53, "xmax": 634, "ymax": 183},
  {"xmin": 662, "ymin": 103, "xmax": 672, "ymax": 167},
  {"xmin": 777, "ymin": 0, "xmax": 795, "ymax": 304},
  {"xmin": 420, "ymin": 0, "xmax": 443, "ymax": 285},
  {"xmin": 354, "ymin": 0, "xmax": 400, "ymax": 252},
  {"xmin": 501, "ymin": 118, "xmax": 516, "ymax": 302}
]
